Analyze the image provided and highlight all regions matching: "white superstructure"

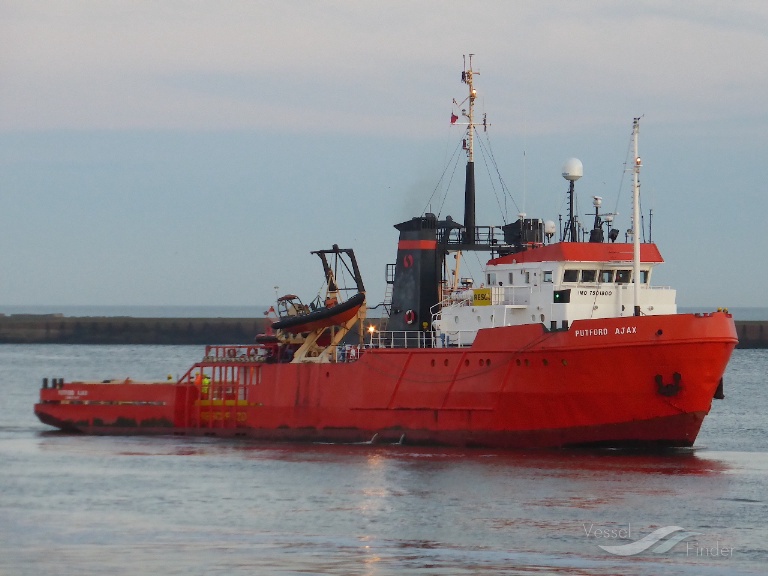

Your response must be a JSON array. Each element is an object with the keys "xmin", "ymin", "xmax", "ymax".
[{"xmin": 431, "ymin": 242, "xmax": 676, "ymax": 347}]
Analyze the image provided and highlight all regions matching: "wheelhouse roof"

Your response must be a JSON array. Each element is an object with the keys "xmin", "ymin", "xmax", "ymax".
[{"xmin": 488, "ymin": 242, "xmax": 664, "ymax": 266}]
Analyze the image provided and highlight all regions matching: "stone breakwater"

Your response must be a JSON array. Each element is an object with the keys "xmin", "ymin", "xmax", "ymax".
[
  {"xmin": 0, "ymin": 315, "xmax": 270, "ymax": 345},
  {"xmin": 0, "ymin": 315, "xmax": 764, "ymax": 347},
  {"xmin": 736, "ymin": 321, "xmax": 768, "ymax": 348}
]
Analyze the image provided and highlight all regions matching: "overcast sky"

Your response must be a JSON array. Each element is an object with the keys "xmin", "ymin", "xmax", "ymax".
[{"xmin": 1, "ymin": 1, "xmax": 766, "ymax": 311}]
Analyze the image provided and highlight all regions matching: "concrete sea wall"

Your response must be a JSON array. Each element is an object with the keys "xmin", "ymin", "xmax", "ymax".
[
  {"xmin": 0, "ymin": 315, "xmax": 270, "ymax": 345},
  {"xmin": 735, "ymin": 321, "xmax": 768, "ymax": 349}
]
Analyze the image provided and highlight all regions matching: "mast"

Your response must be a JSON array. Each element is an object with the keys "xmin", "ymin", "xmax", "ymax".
[
  {"xmin": 567, "ymin": 180, "xmax": 577, "ymax": 241},
  {"xmin": 561, "ymin": 158, "xmax": 583, "ymax": 241},
  {"xmin": 632, "ymin": 118, "xmax": 642, "ymax": 317},
  {"xmin": 461, "ymin": 54, "xmax": 477, "ymax": 245},
  {"xmin": 444, "ymin": 55, "xmax": 497, "ymax": 253}
]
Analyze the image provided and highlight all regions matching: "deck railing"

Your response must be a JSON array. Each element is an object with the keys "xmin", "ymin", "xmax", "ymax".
[
  {"xmin": 368, "ymin": 330, "xmax": 433, "ymax": 349},
  {"xmin": 367, "ymin": 330, "xmax": 477, "ymax": 349}
]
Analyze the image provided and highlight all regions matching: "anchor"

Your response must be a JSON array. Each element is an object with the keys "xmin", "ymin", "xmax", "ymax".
[
  {"xmin": 714, "ymin": 377, "xmax": 725, "ymax": 400},
  {"xmin": 655, "ymin": 372, "xmax": 682, "ymax": 397}
]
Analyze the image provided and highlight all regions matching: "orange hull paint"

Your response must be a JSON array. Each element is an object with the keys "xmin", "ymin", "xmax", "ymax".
[{"xmin": 35, "ymin": 312, "xmax": 737, "ymax": 449}]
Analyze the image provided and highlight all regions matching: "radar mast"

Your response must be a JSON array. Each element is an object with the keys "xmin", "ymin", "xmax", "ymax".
[{"xmin": 461, "ymin": 54, "xmax": 478, "ymax": 245}]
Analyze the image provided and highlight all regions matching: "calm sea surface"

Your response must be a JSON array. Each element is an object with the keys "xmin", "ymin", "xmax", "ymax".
[{"xmin": 1, "ymin": 345, "xmax": 766, "ymax": 575}]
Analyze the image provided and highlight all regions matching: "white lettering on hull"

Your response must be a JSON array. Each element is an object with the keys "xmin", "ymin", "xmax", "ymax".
[
  {"xmin": 575, "ymin": 328, "xmax": 608, "ymax": 337},
  {"xmin": 574, "ymin": 326, "xmax": 638, "ymax": 337},
  {"xmin": 615, "ymin": 326, "xmax": 637, "ymax": 335}
]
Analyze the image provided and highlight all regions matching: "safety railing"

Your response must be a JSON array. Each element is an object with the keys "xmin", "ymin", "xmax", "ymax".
[
  {"xmin": 433, "ymin": 330, "xmax": 477, "ymax": 348},
  {"xmin": 368, "ymin": 330, "xmax": 435, "ymax": 349},
  {"xmin": 366, "ymin": 330, "xmax": 478, "ymax": 349},
  {"xmin": 200, "ymin": 344, "xmax": 275, "ymax": 363},
  {"xmin": 334, "ymin": 345, "xmax": 364, "ymax": 363}
]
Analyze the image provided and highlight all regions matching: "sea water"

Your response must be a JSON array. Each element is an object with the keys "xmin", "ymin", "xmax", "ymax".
[{"xmin": 0, "ymin": 345, "xmax": 766, "ymax": 575}]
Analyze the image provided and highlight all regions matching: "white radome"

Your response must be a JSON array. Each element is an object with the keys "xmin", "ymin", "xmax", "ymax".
[{"xmin": 562, "ymin": 158, "xmax": 583, "ymax": 181}]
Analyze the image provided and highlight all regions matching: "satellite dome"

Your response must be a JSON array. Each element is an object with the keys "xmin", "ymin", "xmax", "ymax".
[
  {"xmin": 562, "ymin": 158, "xmax": 583, "ymax": 181},
  {"xmin": 544, "ymin": 220, "xmax": 556, "ymax": 236}
]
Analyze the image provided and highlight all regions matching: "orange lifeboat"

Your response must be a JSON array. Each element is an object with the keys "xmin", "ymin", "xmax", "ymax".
[{"xmin": 271, "ymin": 292, "xmax": 365, "ymax": 334}]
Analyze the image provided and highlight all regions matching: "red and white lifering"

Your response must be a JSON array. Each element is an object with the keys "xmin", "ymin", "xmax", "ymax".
[{"xmin": 404, "ymin": 309, "xmax": 416, "ymax": 324}]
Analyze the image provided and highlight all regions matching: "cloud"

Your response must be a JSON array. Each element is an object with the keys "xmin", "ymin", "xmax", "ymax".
[{"xmin": 2, "ymin": 1, "xmax": 765, "ymax": 135}]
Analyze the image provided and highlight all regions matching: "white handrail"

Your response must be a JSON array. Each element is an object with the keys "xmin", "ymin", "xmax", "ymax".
[{"xmin": 368, "ymin": 329, "xmax": 480, "ymax": 349}]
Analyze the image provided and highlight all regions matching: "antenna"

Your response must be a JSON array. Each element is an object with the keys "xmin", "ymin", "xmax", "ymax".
[
  {"xmin": 520, "ymin": 115, "xmax": 528, "ymax": 217},
  {"xmin": 632, "ymin": 117, "xmax": 642, "ymax": 317},
  {"xmin": 649, "ymin": 208, "xmax": 653, "ymax": 242}
]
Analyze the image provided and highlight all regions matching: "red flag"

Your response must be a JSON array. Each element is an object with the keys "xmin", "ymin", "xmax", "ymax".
[{"xmin": 450, "ymin": 113, "xmax": 458, "ymax": 124}]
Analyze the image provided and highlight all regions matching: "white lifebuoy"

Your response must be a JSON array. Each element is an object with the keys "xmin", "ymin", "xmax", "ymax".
[{"xmin": 405, "ymin": 309, "xmax": 416, "ymax": 325}]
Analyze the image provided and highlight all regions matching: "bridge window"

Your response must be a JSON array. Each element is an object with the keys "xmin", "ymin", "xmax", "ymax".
[
  {"xmin": 563, "ymin": 269, "xmax": 579, "ymax": 282},
  {"xmin": 580, "ymin": 270, "xmax": 596, "ymax": 282},
  {"xmin": 599, "ymin": 270, "xmax": 614, "ymax": 283},
  {"xmin": 616, "ymin": 269, "xmax": 632, "ymax": 284},
  {"xmin": 543, "ymin": 270, "xmax": 553, "ymax": 283},
  {"xmin": 640, "ymin": 270, "xmax": 649, "ymax": 283}
]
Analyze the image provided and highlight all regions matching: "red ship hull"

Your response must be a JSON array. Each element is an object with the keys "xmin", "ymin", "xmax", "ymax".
[{"xmin": 35, "ymin": 312, "xmax": 736, "ymax": 449}]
